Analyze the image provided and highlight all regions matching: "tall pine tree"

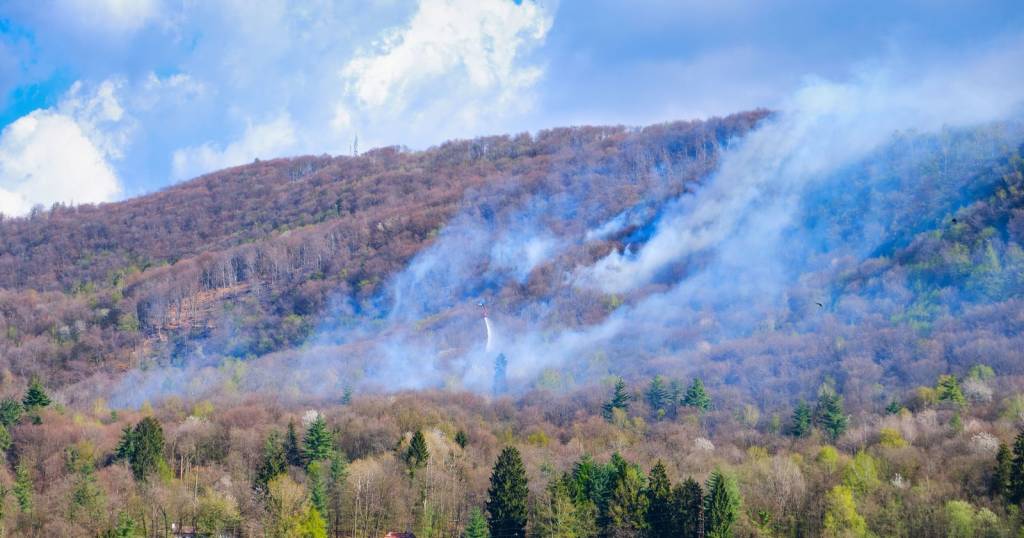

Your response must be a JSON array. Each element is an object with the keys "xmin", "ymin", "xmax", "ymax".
[
  {"xmin": 646, "ymin": 376, "xmax": 671, "ymax": 419},
  {"xmin": 303, "ymin": 414, "xmax": 334, "ymax": 464},
  {"xmin": 405, "ymin": 430, "xmax": 430, "ymax": 476},
  {"xmin": 486, "ymin": 446, "xmax": 529, "ymax": 538},
  {"xmin": 682, "ymin": 378, "xmax": 711, "ymax": 411},
  {"xmin": 672, "ymin": 478, "xmax": 704, "ymax": 538},
  {"xmin": 119, "ymin": 416, "xmax": 166, "ymax": 481},
  {"xmin": 815, "ymin": 389, "xmax": 848, "ymax": 442},
  {"xmin": 1009, "ymin": 429, "xmax": 1024, "ymax": 504},
  {"xmin": 284, "ymin": 420, "xmax": 303, "ymax": 467},
  {"xmin": 607, "ymin": 464, "xmax": 648, "ymax": 534},
  {"xmin": 255, "ymin": 430, "xmax": 287, "ymax": 493},
  {"xmin": 646, "ymin": 461, "xmax": 673, "ymax": 537},
  {"xmin": 464, "ymin": 507, "xmax": 490, "ymax": 538},
  {"xmin": 993, "ymin": 442, "xmax": 1012, "ymax": 500},
  {"xmin": 22, "ymin": 377, "xmax": 51, "ymax": 410},
  {"xmin": 602, "ymin": 378, "xmax": 632, "ymax": 421},
  {"xmin": 789, "ymin": 400, "xmax": 812, "ymax": 438},
  {"xmin": 704, "ymin": 469, "xmax": 741, "ymax": 538}
]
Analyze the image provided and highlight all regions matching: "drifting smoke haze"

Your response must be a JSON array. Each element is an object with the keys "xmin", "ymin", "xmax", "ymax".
[{"xmin": 96, "ymin": 39, "xmax": 1024, "ymax": 408}]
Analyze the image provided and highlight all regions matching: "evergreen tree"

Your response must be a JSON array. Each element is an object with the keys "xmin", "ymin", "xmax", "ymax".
[
  {"xmin": 114, "ymin": 425, "xmax": 135, "ymax": 461},
  {"xmin": 646, "ymin": 461, "xmax": 673, "ymax": 537},
  {"xmin": 22, "ymin": 377, "xmax": 51, "ymax": 410},
  {"xmin": 0, "ymin": 423, "xmax": 11, "ymax": 454},
  {"xmin": 69, "ymin": 460, "xmax": 106, "ymax": 525},
  {"xmin": 607, "ymin": 464, "xmax": 649, "ymax": 534},
  {"xmin": 128, "ymin": 416, "xmax": 166, "ymax": 481},
  {"xmin": 0, "ymin": 398, "xmax": 23, "ymax": 427},
  {"xmin": 340, "ymin": 386, "xmax": 352, "ymax": 405},
  {"xmin": 993, "ymin": 442, "xmax": 1012, "ymax": 499},
  {"xmin": 455, "ymin": 429, "xmax": 469, "ymax": 449},
  {"xmin": 815, "ymin": 389, "xmax": 849, "ymax": 442},
  {"xmin": 1009, "ymin": 429, "xmax": 1024, "ymax": 504},
  {"xmin": 602, "ymin": 377, "xmax": 632, "ymax": 421},
  {"xmin": 936, "ymin": 374, "xmax": 967, "ymax": 407},
  {"xmin": 646, "ymin": 376, "xmax": 671, "ymax": 419},
  {"xmin": 683, "ymin": 378, "xmax": 712, "ymax": 411},
  {"xmin": 405, "ymin": 430, "xmax": 430, "ymax": 475},
  {"xmin": 672, "ymin": 478, "xmax": 704, "ymax": 538},
  {"xmin": 704, "ymin": 468, "xmax": 741, "ymax": 538},
  {"xmin": 303, "ymin": 414, "xmax": 334, "ymax": 464},
  {"xmin": 536, "ymin": 479, "xmax": 598, "ymax": 538},
  {"xmin": 493, "ymin": 353, "xmax": 508, "ymax": 396},
  {"xmin": 307, "ymin": 459, "xmax": 328, "ymax": 516},
  {"xmin": 789, "ymin": 400, "xmax": 813, "ymax": 438},
  {"xmin": 284, "ymin": 420, "xmax": 303, "ymax": 467},
  {"xmin": 885, "ymin": 399, "xmax": 904, "ymax": 415},
  {"xmin": 326, "ymin": 452, "xmax": 349, "ymax": 537},
  {"xmin": 13, "ymin": 461, "xmax": 31, "ymax": 513},
  {"xmin": 255, "ymin": 430, "xmax": 287, "ymax": 493},
  {"xmin": 486, "ymin": 446, "xmax": 529, "ymax": 538},
  {"xmin": 464, "ymin": 507, "xmax": 490, "ymax": 538}
]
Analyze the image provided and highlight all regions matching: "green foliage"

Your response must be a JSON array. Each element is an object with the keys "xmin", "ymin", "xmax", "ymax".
[
  {"xmin": 0, "ymin": 398, "xmax": 23, "ymax": 427},
  {"xmin": 298, "ymin": 506, "xmax": 328, "ymax": 538},
  {"xmin": 256, "ymin": 430, "xmax": 287, "ymax": 493},
  {"xmin": 789, "ymin": 400, "xmax": 812, "ymax": 438},
  {"xmin": 817, "ymin": 446, "xmax": 840, "ymax": 473},
  {"xmin": 405, "ymin": 430, "xmax": 430, "ymax": 475},
  {"xmin": 307, "ymin": 459, "xmax": 328, "ymax": 515},
  {"xmin": 463, "ymin": 507, "xmax": 490, "ymax": 538},
  {"xmin": 1009, "ymin": 429, "xmax": 1024, "ymax": 504},
  {"xmin": 0, "ymin": 423, "xmax": 10, "ymax": 454},
  {"xmin": 992, "ymin": 442, "xmax": 1011, "ymax": 499},
  {"xmin": 877, "ymin": 428, "xmax": 907, "ymax": 448},
  {"xmin": 116, "ymin": 416, "xmax": 166, "ymax": 481},
  {"xmin": 842, "ymin": 451, "xmax": 880, "ymax": 496},
  {"xmin": 455, "ymin": 429, "xmax": 468, "ymax": 449},
  {"xmin": 535, "ymin": 479, "xmax": 597, "ymax": 538},
  {"xmin": 104, "ymin": 512, "xmax": 142, "ymax": 538},
  {"xmin": 945, "ymin": 500, "xmax": 977, "ymax": 538},
  {"xmin": 672, "ymin": 477, "xmax": 704, "ymax": 538},
  {"xmin": 486, "ymin": 446, "xmax": 529, "ymax": 538},
  {"xmin": 936, "ymin": 374, "xmax": 967, "ymax": 407},
  {"xmin": 645, "ymin": 376, "xmax": 672, "ymax": 418},
  {"xmin": 815, "ymin": 388, "xmax": 848, "ymax": 442},
  {"xmin": 704, "ymin": 468, "xmax": 741, "ymax": 538},
  {"xmin": 302, "ymin": 414, "xmax": 334, "ymax": 464},
  {"xmin": 645, "ymin": 461, "xmax": 672, "ymax": 536},
  {"xmin": 22, "ymin": 377, "xmax": 51, "ymax": 410},
  {"xmin": 13, "ymin": 461, "xmax": 32, "ymax": 513},
  {"xmin": 285, "ymin": 420, "xmax": 303, "ymax": 467},
  {"xmin": 885, "ymin": 399, "xmax": 903, "ymax": 415},
  {"xmin": 196, "ymin": 490, "xmax": 241, "ymax": 536},
  {"xmin": 683, "ymin": 378, "xmax": 712, "ymax": 411},
  {"xmin": 68, "ymin": 460, "xmax": 106, "ymax": 525},
  {"xmin": 602, "ymin": 377, "xmax": 631, "ymax": 421},
  {"xmin": 968, "ymin": 364, "xmax": 996, "ymax": 381},
  {"xmin": 607, "ymin": 464, "xmax": 648, "ymax": 534},
  {"xmin": 823, "ymin": 485, "xmax": 867, "ymax": 537}
]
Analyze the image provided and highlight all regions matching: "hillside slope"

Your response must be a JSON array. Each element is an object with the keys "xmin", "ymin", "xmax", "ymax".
[{"xmin": 0, "ymin": 112, "xmax": 768, "ymax": 384}]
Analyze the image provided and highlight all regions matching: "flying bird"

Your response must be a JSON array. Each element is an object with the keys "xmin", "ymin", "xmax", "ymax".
[{"xmin": 815, "ymin": 302, "xmax": 824, "ymax": 308}]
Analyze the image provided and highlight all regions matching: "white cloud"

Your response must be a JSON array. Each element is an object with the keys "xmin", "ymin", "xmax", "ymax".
[
  {"xmin": 171, "ymin": 114, "xmax": 298, "ymax": 180},
  {"xmin": 0, "ymin": 111, "xmax": 121, "ymax": 216},
  {"xmin": 54, "ymin": 0, "xmax": 162, "ymax": 34},
  {"xmin": 343, "ymin": 0, "xmax": 553, "ymax": 117},
  {"xmin": 0, "ymin": 79, "xmax": 133, "ymax": 217}
]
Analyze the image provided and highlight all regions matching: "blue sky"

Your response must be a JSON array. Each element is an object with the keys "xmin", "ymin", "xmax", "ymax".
[{"xmin": 0, "ymin": 0, "xmax": 1021, "ymax": 216}]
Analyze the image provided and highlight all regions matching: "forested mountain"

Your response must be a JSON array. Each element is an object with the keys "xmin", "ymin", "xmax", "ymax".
[{"xmin": 1, "ymin": 111, "xmax": 1024, "ymax": 536}]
